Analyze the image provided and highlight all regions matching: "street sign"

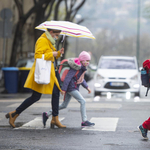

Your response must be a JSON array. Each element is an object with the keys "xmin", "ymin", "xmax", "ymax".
[
  {"xmin": 0, "ymin": 21, "xmax": 12, "ymax": 38},
  {"xmin": 0, "ymin": 8, "xmax": 12, "ymax": 38},
  {"xmin": 0, "ymin": 8, "xmax": 13, "ymax": 67}
]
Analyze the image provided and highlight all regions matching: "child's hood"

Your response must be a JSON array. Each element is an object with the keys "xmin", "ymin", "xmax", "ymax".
[{"xmin": 68, "ymin": 58, "xmax": 81, "ymax": 70}]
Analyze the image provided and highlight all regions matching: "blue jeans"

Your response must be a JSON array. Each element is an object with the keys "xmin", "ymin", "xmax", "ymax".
[{"xmin": 47, "ymin": 90, "xmax": 87, "ymax": 122}]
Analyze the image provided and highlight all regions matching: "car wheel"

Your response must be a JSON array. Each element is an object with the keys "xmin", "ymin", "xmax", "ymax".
[
  {"xmin": 134, "ymin": 92, "xmax": 140, "ymax": 97},
  {"xmin": 94, "ymin": 91, "xmax": 101, "ymax": 96}
]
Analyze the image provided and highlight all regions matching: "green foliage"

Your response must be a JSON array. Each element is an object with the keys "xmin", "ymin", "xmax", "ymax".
[{"xmin": 143, "ymin": 3, "xmax": 150, "ymax": 19}]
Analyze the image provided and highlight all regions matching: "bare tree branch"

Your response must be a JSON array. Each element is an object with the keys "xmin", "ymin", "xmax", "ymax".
[
  {"xmin": 70, "ymin": 0, "xmax": 76, "ymax": 11},
  {"xmin": 10, "ymin": 0, "xmax": 86, "ymax": 66},
  {"xmin": 24, "ymin": 0, "xmax": 50, "ymax": 22},
  {"xmin": 33, "ymin": 0, "xmax": 37, "ymax": 5},
  {"xmin": 54, "ymin": 0, "xmax": 63, "ymax": 20},
  {"xmin": 73, "ymin": 0, "xmax": 86, "ymax": 12},
  {"xmin": 65, "ymin": 0, "xmax": 68, "ymax": 14},
  {"xmin": 45, "ymin": 0, "xmax": 55, "ymax": 20},
  {"xmin": 14, "ymin": 0, "xmax": 23, "ymax": 17},
  {"xmin": 71, "ymin": 0, "xmax": 86, "ymax": 21}
]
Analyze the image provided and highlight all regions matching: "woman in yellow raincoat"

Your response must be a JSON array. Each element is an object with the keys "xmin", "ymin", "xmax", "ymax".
[{"xmin": 5, "ymin": 29, "xmax": 66, "ymax": 128}]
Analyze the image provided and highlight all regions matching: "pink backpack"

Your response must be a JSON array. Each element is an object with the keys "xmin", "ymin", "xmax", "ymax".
[{"xmin": 58, "ymin": 58, "xmax": 81, "ymax": 82}]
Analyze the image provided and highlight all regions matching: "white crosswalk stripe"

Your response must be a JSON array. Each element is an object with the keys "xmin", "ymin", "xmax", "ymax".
[
  {"xmin": 7, "ymin": 103, "xmax": 122, "ymax": 109},
  {"xmin": 15, "ymin": 117, "xmax": 64, "ymax": 129},
  {"xmin": 82, "ymin": 117, "xmax": 119, "ymax": 131},
  {"xmin": 5, "ymin": 98, "xmax": 121, "ymax": 130},
  {"xmin": 15, "ymin": 117, "xmax": 119, "ymax": 132}
]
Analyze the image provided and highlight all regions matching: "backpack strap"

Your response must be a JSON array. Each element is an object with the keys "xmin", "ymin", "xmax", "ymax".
[
  {"xmin": 145, "ymin": 84, "xmax": 150, "ymax": 96},
  {"xmin": 74, "ymin": 70, "xmax": 80, "ymax": 88},
  {"xmin": 74, "ymin": 70, "xmax": 79, "ymax": 77},
  {"xmin": 145, "ymin": 70, "xmax": 150, "ymax": 96}
]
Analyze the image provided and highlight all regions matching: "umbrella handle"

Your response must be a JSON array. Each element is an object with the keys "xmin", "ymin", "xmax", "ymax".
[
  {"xmin": 61, "ymin": 35, "xmax": 66, "ymax": 57},
  {"xmin": 62, "ymin": 35, "xmax": 66, "ymax": 48}
]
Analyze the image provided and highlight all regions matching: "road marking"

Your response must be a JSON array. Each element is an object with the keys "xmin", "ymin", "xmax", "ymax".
[
  {"xmin": 134, "ymin": 98, "xmax": 150, "ymax": 102},
  {"xmin": 15, "ymin": 117, "xmax": 64, "ymax": 129},
  {"xmin": 14, "ymin": 117, "xmax": 119, "ymax": 131},
  {"xmin": 82, "ymin": 117, "xmax": 119, "ymax": 131},
  {"xmin": 8, "ymin": 103, "xmax": 122, "ymax": 109}
]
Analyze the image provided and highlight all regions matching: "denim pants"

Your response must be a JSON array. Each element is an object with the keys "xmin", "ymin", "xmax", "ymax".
[{"xmin": 47, "ymin": 90, "xmax": 87, "ymax": 122}]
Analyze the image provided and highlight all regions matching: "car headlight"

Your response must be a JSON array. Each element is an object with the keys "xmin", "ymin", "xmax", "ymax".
[
  {"xmin": 130, "ymin": 74, "xmax": 138, "ymax": 80},
  {"xmin": 94, "ymin": 83, "xmax": 101, "ymax": 88},
  {"xmin": 96, "ymin": 74, "xmax": 104, "ymax": 80},
  {"xmin": 133, "ymin": 84, "xmax": 140, "ymax": 88}
]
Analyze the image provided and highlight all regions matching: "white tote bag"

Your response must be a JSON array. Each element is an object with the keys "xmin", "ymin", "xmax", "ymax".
[{"xmin": 34, "ymin": 54, "xmax": 51, "ymax": 84}]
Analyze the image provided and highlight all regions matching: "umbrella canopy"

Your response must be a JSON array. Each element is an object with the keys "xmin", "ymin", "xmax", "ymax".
[{"xmin": 35, "ymin": 20, "xmax": 95, "ymax": 39}]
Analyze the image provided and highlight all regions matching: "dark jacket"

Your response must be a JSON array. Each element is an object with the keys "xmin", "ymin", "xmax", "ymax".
[{"xmin": 61, "ymin": 65, "xmax": 88, "ymax": 92}]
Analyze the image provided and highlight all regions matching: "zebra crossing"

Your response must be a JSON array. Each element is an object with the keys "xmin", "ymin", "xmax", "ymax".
[
  {"xmin": 15, "ymin": 117, "xmax": 65, "ymax": 130},
  {"xmin": 15, "ymin": 116, "xmax": 119, "ymax": 132},
  {"xmin": 6, "ymin": 96, "xmax": 150, "ymax": 131},
  {"xmin": 82, "ymin": 117, "xmax": 119, "ymax": 131}
]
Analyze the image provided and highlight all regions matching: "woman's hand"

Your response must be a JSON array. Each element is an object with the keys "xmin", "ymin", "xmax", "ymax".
[
  {"xmin": 60, "ymin": 48, "xmax": 64, "ymax": 54},
  {"xmin": 87, "ymin": 87, "xmax": 91, "ymax": 94},
  {"xmin": 53, "ymin": 52, "xmax": 58, "ymax": 57}
]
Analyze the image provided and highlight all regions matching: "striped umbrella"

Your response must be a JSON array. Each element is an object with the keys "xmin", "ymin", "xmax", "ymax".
[{"xmin": 35, "ymin": 20, "xmax": 95, "ymax": 40}]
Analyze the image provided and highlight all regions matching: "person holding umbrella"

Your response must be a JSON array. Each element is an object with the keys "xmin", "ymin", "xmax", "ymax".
[{"xmin": 5, "ymin": 28, "xmax": 66, "ymax": 128}]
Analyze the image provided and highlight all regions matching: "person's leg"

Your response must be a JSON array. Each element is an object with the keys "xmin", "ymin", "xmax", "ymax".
[
  {"xmin": 69, "ymin": 90, "xmax": 95, "ymax": 127},
  {"xmin": 69, "ymin": 90, "xmax": 87, "ymax": 122},
  {"xmin": 16, "ymin": 90, "xmax": 41, "ymax": 114},
  {"xmin": 59, "ymin": 92, "xmax": 72, "ymax": 110},
  {"xmin": 46, "ymin": 92, "xmax": 72, "ymax": 116},
  {"xmin": 6, "ymin": 90, "xmax": 41, "ymax": 128},
  {"xmin": 142, "ymin": 117, "xmax": 150, "ymax": 130},
  {"xmin": 50, "ymin": 71, "xmax": 66, "ymax": 128},
  {"xmin": 42, "ymin": 92, "xmax": 72, "ymax": 127},
  {"xmin": 138, "ymin": 117, "xmax": 150, "ymax": 139},
  {"xmin": 51, "ymin": 71, "xmax": 60, "ymax": 116}
]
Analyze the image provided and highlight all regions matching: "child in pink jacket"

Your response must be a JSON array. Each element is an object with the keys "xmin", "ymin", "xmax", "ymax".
[{"xmin": 42, "ymin": 51, "xmax": 95, "ymax": 128}]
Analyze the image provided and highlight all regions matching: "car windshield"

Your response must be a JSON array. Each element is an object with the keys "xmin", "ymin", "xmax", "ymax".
[
  {"xmin": 16, "ymin": 58, "xmax": 34, "ymax": 67},
  {"xmin": 99, "ymin": 58, "xmax": 136, "ymax": 69}
]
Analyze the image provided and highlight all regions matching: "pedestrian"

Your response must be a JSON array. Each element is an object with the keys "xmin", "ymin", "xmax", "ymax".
[
  {"xmin": 42, "ymin": 51, "xmax": 95, "ymax": 127},
  {"xmin": 138, "ymin": 118, "xmax": 150, "ymax": 139},
  {"xmin": 5, "ymin": 29, "xmax": 66, "ymax": 128}
]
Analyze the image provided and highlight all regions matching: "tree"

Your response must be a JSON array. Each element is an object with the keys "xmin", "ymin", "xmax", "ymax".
[
  {"xmin": 54, "ymin": 0, "xmax": 86, "ymax": 60},
  {"xmin": 143, "ymin": 3, "xmax": 150, "ymax": 19},
  {"xmin": 10, "ymin": 0, "xmax": 53, "ymax": 66},
  {"xmin": 9, "ymin": 0, "xmax": 86, "ymax": 66}
]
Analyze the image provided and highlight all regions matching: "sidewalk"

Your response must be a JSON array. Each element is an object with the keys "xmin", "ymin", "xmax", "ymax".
[
  {"xmin": 0, "ymin": 86, "xmax": 51, "ymax": 99},
  {"xmin": 0, "ymin": 79, "xmax": 94, "ymax": 100}
]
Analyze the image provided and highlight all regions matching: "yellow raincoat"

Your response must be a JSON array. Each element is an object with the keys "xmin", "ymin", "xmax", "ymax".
[{"xmin": 24, "ymin": 33, "xmax": 62, "ymax": 94}]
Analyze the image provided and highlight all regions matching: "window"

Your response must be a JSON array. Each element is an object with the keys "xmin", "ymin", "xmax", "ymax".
[{"xmin": 99, "ymin": 58, "xmax": 136, "ymax": 69}]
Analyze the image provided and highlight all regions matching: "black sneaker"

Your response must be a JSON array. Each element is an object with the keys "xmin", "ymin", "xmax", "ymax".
[
  {"xmin": 138, "ymin": 125, "xmax": 148, "ymax": 139},
  {"xmin": 42, "ymin": 112, "xmax": 48, "ymax": 128},
  {"xmin": 81, "ymin": 121, "xmax": 95, "ymax": 127}
]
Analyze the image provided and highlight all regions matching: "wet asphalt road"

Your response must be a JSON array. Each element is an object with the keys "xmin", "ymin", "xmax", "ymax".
[{"xmin": 0, "ymin": 80, "xmax": 150, "ymax": 150}]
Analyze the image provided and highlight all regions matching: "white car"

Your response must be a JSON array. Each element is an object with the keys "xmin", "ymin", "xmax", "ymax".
[{"xmin": 94, "ymin": 56, "xmax": 140, "ymax": 97}]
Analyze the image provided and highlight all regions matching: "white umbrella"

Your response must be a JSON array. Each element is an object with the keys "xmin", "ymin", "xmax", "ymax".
[{"xmin": 35, "ymin": 20, "xmax": 95, "ymax": 40}]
